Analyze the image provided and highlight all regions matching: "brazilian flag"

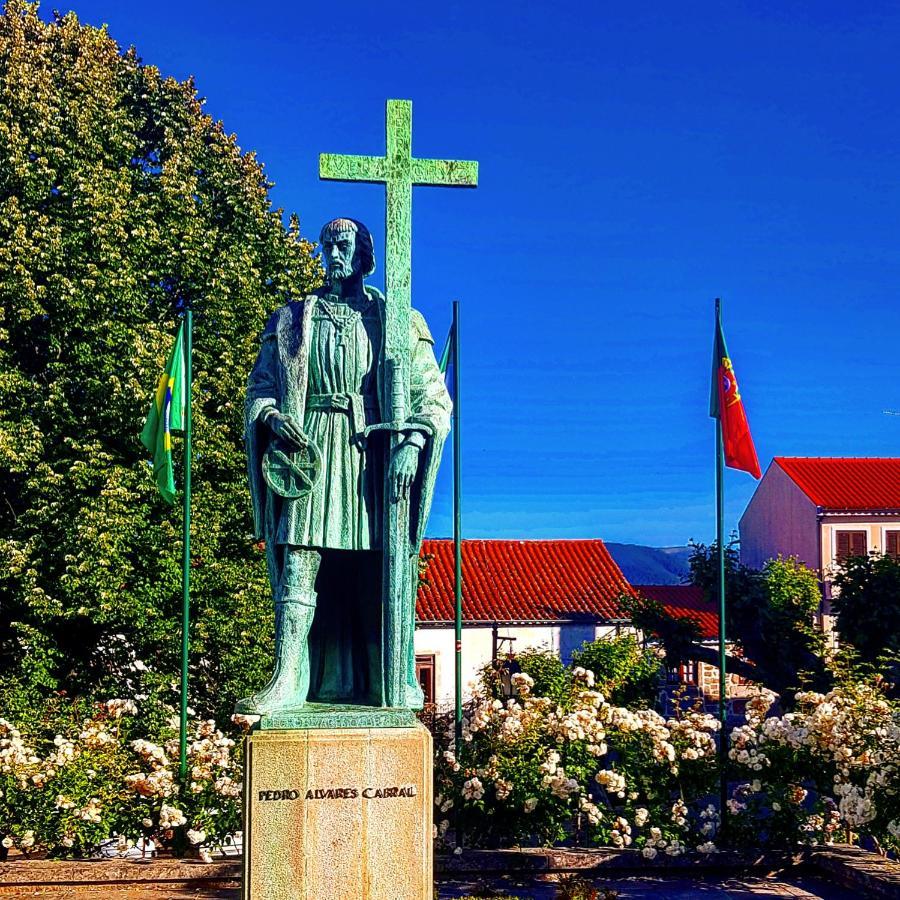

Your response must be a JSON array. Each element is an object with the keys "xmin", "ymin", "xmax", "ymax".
[{"xmin": 140, "ymin": 323, "xmax": 186, "ymax": 504}]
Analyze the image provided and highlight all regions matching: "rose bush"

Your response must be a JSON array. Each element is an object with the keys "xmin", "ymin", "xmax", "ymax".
[
  {"xmin": 434, "ymin": 663, "xmax": 721, "ymax": 853},
  {"xmin": 727, "ymin": 682, "xmax": 900, "ymax": 853},
  {"xmin": 0, "ymin": 696, "xmax": 247, "ymax": 859},
  {"xmin": 2, "ymin": 659, "xmax": 898, "ymax": 859},
  {"xmin": 434, "ymin": 650, "xmax": 900, "ymax": 856}
]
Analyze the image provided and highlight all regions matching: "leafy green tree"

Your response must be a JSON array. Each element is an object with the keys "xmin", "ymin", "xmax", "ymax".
[
  {"xmin": 831, "ymin": 553, "xmax": 900, "ymax": 691},
  {"xmin": 0, "ymin": 1, "xmax": 321, "ymax": 722},
  {"xmin": 625, "ymin": 542, "xmax": 829, "ymax": 702},
  {"xmin": 505, "ymin": 648, "xmax": 570, "ymax": 701},
  {"xmin": 570, "ymin": 633, "xmax": 661, "ymax": 708}
]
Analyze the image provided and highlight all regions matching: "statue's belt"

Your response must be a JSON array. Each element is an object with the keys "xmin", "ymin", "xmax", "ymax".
[{"xmin": 306, "ymin": 392, "xmax": 379, "ymax": 441}]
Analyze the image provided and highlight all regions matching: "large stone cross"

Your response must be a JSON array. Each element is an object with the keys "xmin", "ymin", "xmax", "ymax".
[
  {"xmin": 319, "ymin": 99, "xmax": 478, "ymax": 325},
  {"xmin": 319, "ymin": 99, "xmax": 478, "ymax": 708}
]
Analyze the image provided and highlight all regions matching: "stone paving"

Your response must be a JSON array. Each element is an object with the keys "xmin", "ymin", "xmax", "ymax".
[
  {"xmin": 437, "ymin": 874, "xmax": 864, "ymax": 899},
  {"xmin": 0, "ymin": 876, "xmax": 871, "ymax": 898}
]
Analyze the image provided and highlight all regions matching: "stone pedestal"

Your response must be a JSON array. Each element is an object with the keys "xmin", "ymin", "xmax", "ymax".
[{"xmin": 241, "ymin": 724, "xmax": 433, "ymax": 900}]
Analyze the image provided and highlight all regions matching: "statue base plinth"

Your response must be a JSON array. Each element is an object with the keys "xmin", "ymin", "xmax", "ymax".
[
  {"xmin": 259, "ymin": 702, "xmax": 417, "ymax": 730},
  {"xmin": 241, "ymin": 724, "xmax": 433, "ymax": 900}
]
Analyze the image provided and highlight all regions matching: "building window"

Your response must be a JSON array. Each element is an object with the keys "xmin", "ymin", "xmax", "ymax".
[
  {"xmin": 415, "ymin": 654, "xmax": 436, "ymax": 706},
  {"xmin": 679, "ymin": 661, "xmax": 699, "ymax": 686},
  {"xmin": 835, "ymin": 530, "xmax": 867, "ymax": 563},
  {"xmin": 886, "ymin": 531, "xmax": 900, "ymax": 559},
  {"xmin": 665, "ymin": 662, "xmax": 698, "ymax": 686}
]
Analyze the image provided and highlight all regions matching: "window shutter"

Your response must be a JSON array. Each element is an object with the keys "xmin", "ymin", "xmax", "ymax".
[
  {"xmin": 887, "ymin": 531, "xmax": 899, "ymax": 558},
  {"xmin": 851, "ymin": 532, "xmax": 867, "ymax": 556},
  {"xmin": 836, "ymin": 531, "xmax": 851, "ymax": 561}
]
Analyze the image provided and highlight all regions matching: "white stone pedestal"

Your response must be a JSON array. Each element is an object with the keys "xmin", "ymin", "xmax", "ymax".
[{"xmin": 241, "ymin": 724, "xmax": 433, "ymax": 900}]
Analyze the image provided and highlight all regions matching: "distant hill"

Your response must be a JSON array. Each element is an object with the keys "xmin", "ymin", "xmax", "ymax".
[{"xmin": 606, "ymin": 543, "xmax": 692, "ymax": 586}]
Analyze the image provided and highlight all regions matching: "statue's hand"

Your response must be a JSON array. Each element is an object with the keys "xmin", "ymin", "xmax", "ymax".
[
  {"xmin": 268, "ymin": 412, "xmax": 307, "ymax": 450},
  {"xmin": 391, "ymin": 442, "xmax": 421, "ymax": 502}
]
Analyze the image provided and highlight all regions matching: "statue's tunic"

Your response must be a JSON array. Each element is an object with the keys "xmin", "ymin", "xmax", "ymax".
[
  {"xmin": 245, "ymin": 288, "xmax": 451, "ymax": 557},
  {"xmin": 275, "ymin": 295, "xmax": 383, "ymax": 550}
]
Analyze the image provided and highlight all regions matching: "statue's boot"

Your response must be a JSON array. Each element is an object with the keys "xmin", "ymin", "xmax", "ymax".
[
  {"xmin": 403, "ymin": 679, "xmax": 425, "ymax": 710},
  {"xmin": 234, "ymin": 598, "xmax": 315, "ymax": 715},
  {"xmin": 404, "ymin": 641, "xmax": 425, "ymax": 708},
  {"xmin": 402, "ymin": 595, "xmax": 425, "ymax": 709}
]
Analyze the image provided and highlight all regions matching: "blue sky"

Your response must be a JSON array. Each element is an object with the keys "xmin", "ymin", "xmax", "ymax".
[{"xmin": 62, "ymin": 1, "xmax": 900, "ymax": 546}]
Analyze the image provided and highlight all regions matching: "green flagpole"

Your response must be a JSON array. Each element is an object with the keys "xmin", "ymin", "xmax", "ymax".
[
  {"xmin": 715, "ymin": 297, "xmax": 728, "ymax": 841},
  {"xmin": 452, "ymin": 301, "xmax": 462, "ymax": 746},
  {"xmin": 179, "ymin": 306, "xmax": 193, "ymax": 782},
  {"xmin": 451, "ymin": 300, "xmax": 464, "ymax": 850}
]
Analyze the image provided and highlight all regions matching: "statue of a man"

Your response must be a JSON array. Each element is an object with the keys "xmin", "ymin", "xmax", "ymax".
[{"xmin": 236, "ymin": 218, "xmax": 451, "ymax": 715}]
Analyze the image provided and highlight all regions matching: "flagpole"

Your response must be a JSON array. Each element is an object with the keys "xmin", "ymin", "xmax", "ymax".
[
  {"xmin": 179, "ymin": 306, "xmax": 193, "ymax": 782},
  {"xmin": 452, "ymin": 301, "xmax": 463, "ymax": 747},
  {"xmin": 450, "ymin": 301, "xmax": 465, "ymax": 851},
  {"xmin": 715, "ymin": 297, "xmax": 728, "ymax": 840}
]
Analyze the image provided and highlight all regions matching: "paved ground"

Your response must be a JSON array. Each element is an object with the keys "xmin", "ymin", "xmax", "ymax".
[
  {"xmin": 0, "ymin": 877, "xmax": 869, "ymax": 898},
  {"xmin": 437, "ymin": 874, "xmax": 865, "ymax": 899}
]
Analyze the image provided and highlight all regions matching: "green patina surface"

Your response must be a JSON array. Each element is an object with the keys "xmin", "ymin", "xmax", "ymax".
[
  {"xmin": 259, "ymin": 703, "xmax": 416, "ymax": 731},
  {"xmin": 236, "ymin": 101, "xmax": 477, "ymax": 726},
  {"xmin": 319, "ymin": 99, "xmax": 478, "ymax": 323},
  {"xmin": 320, "ymin": 99, "xmax": 478, "ymax": 712}
]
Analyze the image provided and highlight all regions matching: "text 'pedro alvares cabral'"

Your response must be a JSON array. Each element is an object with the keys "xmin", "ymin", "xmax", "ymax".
[{"xmin": 258, "ymin": 785, "xmax": 418, "ymax": 802}]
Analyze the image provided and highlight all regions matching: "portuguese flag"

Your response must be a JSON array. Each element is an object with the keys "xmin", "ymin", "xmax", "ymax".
[{"xmin": 709, "ymin": 307, "xmax": 761, "ymax": 479}]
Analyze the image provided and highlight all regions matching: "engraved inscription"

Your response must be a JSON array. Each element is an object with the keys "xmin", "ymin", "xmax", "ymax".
[{"xmin": 257, "ymin": 784, "xmax": 417, "ymax": 802}]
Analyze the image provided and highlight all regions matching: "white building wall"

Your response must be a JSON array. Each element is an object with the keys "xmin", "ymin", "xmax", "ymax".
[
  {"xmin": 739, "ymin": 462, "xmax": 819, "ymax": 570},
  {"xmin": 819, "ymin": 516, "xmax": 900, "ymax": 576},
  {"xmin": 819, "ymin": 516, "xmax": 900, "ymax": 605},
  {"xmin": 415, "ymin": 623, "xmax": 625, "ymax": 709}
]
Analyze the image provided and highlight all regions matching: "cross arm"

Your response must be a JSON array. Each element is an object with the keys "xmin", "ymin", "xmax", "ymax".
[
  {"xmin": 410, "ymin": 158, "xmax": 478, "ymax": 187},
  {"xmin": 319, "ymin": 153, "xmax": 388, "ymax": 183}
]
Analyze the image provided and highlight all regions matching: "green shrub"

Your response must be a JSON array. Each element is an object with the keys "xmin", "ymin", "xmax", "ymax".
[
  {"xmin": 0, "ymin": 695, "xmax": 245, "ymax": 857},
  {"xmin": 514, "ymin": 649, "xmax": 571, "ymax": 701},
  {"xmin": 571, "ymin": 634, "xmax": 661, "ymax": 709},
  {"xmin": 434, "ymin": 650, "xmax": 900, "ymax": 855}
]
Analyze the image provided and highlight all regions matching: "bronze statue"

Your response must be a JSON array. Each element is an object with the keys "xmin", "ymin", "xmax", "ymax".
[{"xmin": 237, "ymin": 218, "xmax": 450, "ymax": 717}]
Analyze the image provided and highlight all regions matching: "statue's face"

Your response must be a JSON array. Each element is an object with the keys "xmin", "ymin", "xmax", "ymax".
[{"xmin": 323, "ymin": 230, "xmax": 358, "ymax": 283}]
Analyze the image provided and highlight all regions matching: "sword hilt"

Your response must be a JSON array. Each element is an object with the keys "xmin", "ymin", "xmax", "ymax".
[
  {"xmin": 354, "ymin": 356, "xmax": 417, "ymax": 447},
  {"xmin": 361, "ymin": 420, "xmax": 420, "ymax": 440}
]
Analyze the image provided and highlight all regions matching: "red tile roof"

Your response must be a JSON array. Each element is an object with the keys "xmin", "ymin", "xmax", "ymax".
[
  {"xmin": 774, "ymin": 457, "xmax": 900, "ymax": 510},
  {"xmin": 417, "ymin": 539, "xmax": 635, "ymax": 624},
  {"xmin": 634, "ymin": 584, "xmax": 718, "ymax": 640}
]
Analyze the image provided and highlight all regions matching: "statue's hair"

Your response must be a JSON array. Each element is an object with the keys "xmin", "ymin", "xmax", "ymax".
[{"xmin": 319, "ymin": 218, "xmax": 376, "ymax": 277}]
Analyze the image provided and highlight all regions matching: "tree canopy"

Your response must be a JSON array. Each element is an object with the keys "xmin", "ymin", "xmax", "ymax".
[
  {"xmin": 625, "ymin": 542, "xmax": 829, "ymax": 702},
  {"xmin": 831, "ymin": 552, "xmax": 900, "ymax": 691},
  {"xmin": 0, "ymin": 0, "xmax": 321, "ymax": 723}
]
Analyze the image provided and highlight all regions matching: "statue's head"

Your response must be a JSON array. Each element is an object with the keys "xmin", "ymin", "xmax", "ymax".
[{"xmin": 320, "ymin": 218, "xmax": 375, "ymax": 284}]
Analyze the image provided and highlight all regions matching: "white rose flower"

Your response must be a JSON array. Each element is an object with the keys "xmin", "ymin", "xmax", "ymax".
[{"xmin": 461, "ymin": 777, "xmax": 484, "ymax": 801}]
